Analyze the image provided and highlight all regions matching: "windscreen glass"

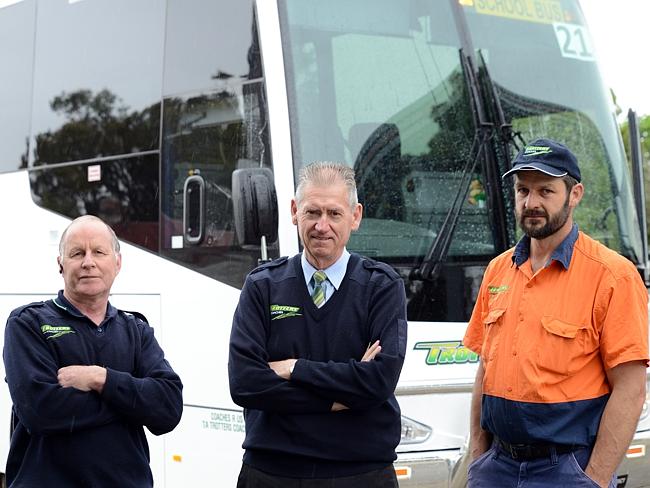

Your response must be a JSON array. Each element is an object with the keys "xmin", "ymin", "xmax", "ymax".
[
  {"xmin": 465, "ymin": 0, "xmax": 642, "ymax": 261},
  {"xmin": 280, "ymin": 0, "xmax": 497, "ymax": 263}
]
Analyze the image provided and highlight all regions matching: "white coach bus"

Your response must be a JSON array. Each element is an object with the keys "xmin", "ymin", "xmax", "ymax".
[{"xmin": 1, "ymin": 0, "xmax": 649, "ymax": 486}]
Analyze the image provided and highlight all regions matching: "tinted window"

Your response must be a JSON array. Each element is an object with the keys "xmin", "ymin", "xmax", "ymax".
[
  {"xmin": 161, "ymin": 0, "xmax": 274, "ymax": 288},
  {"xmin": 0, "ymin": 0, "xmax": 36, "ymax": 172},
  {"xmin": 164, "ymin": 0, "xmax": 260, "ymax": 96},
  {"xmin": 29, "ymin": 0, "xmax": 164, "ymax": 166},
  {"xmin": 30, "ymin": 155, "xmax": 159, "ymax": 252}
]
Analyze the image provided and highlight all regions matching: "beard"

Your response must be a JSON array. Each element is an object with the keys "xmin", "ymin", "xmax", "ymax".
[{"xmin": 517, "ymin": 195, "xmax": 571, "ymax": 239}]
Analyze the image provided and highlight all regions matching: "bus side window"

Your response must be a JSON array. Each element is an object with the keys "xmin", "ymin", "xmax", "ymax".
[{"xmin": 160, "ymin": 0, "xmax": 275, "ymax": 289}]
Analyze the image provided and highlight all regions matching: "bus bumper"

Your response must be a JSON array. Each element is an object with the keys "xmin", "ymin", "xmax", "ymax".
[
  {"xmin": 618, "ymin": 429, "xmax": 650, "ymax": 488},
  {"xmin": 394, "ymin": 449, "xmax": 464, "ymax": 488}
]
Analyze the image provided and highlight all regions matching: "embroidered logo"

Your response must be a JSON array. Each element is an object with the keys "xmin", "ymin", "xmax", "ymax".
[
  {"xmin": 270, "ymin": 304, "xmax": 302, "ymax": 321},
  {"xmin": 488, "ymin": 285, "xmax": 509, "ymax": 295},
  {"xmin": 41, "ymin": 324, "xmax": 76, "ymax": 340},
  {"xmin": 522, "ymin": 145, "xmax": 552, "ymax": 157}
]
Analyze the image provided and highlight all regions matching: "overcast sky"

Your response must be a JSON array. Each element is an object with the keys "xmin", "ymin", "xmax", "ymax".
[{"xmin": 581, "ymin": 1, "xmax": 650, "ymax": 118}]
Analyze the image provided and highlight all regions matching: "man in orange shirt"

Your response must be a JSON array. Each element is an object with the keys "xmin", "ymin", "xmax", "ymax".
[{"xmin": 464, "ymin": 138, "xmax": 648, "ymax": 487}]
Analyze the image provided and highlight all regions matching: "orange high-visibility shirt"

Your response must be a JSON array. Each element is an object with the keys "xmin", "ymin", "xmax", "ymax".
[{"xmin": 464, "ymin": 229, "xmax": 648, "ymax": 445}]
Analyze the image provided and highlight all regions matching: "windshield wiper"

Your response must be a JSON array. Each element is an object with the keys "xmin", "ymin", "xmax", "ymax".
[
  {"xmin": 475, "ymin": 49, "xmax": 525, "ymax": 250},
  {"xmin": 477, "ymin": 50, "xmax": 526, "ymax": 157},
  {"xmin": 412, "ymin": 50, "xmax": 493, "ymax": 282}
]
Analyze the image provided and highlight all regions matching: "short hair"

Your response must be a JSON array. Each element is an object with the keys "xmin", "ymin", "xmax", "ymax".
[
  {"xmin": 295, "ymin": 162, "xmax": 358, "ymax": 209},
  {"xmin": 562, "ymin": 175, "xmax": 579, "ymax": 193},
  {"xmin": 59, "ymin": 215, "xmax": 121, "ymax": 261}
]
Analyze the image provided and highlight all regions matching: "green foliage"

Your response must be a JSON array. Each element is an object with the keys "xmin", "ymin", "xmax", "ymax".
[
  {"xmin": 620, "ymin": 114, "xmax": 650, "ymax": 167},
  {"xmin": 620, "ymin": 114, "xmax": 650, "ymax": 242},
  {"xmin": 32, "ymin": 89, "xmax": 160, "ymax": 166},
  {"xmin": 513, "ymin": 111, "xmax": 621, "ymax": 251}
]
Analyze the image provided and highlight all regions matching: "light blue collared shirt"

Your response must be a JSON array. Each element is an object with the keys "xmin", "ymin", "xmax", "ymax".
[{"xmin": 301, "ymin": 249, "xmax": 350, "ymax": 305}]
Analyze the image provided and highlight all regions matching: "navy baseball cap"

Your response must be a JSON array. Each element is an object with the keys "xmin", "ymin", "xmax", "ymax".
[{"xmin": 502, "ymin": 138, "xmax": 581, "ymax": 182}]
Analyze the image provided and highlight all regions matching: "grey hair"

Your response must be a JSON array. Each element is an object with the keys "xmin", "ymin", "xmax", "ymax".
[
  {"xmin": 59, "ymin": 215, "xmax": 121, "ymax": 261},
  {"xmin": 295, "ymin": 162, "xmax": 358, "ymax": 209}
]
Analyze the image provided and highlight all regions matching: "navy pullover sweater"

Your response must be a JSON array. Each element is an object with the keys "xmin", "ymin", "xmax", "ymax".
[
  {"xmin": 3, "ymin": 291, "xmax": 183, "ymax": 488},
  {"xmin": 229, "ymin": 253, "xmax": 407, "ymax": 478}
]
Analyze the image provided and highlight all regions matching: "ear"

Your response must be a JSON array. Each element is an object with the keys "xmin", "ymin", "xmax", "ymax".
[
  {"xmin": 351, "ymin": 203, "xmax": 363, "ymax": 231},
  {"xmin": 57, "ymin": 256, "xmax": 63, "ymax": 274},
  {"xmin": 115, "ymin": 253, "xmax": 122, "ymax": 274},
  {"xmin": 569, "ymin": 182, "xmax": 584, "ymax": 208},
  {"xmin": 290, "ymin": 198, "xmax": 298, "ymax": 226}
]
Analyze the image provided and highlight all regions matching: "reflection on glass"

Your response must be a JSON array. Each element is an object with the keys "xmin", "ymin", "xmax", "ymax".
[
  {"xmin": 280, "ymin": 0, "xmax": 642, "ymax": 322},
  {"xmin": 31, "ymin": 89, "xmax": 160, "ymax": 167},
  {"xmin": 29, "ymin": 155, "xmax": 159, "ymax": 252},
  {"xmin": 281, "ymin": 0, "xmax": 494, "ymax": 263},
  {"xmin": 0, "ymin": 0, "xmax": 35, "ymax": 172},
  {"xmin": 164, "ymin": 0, "xmax": 259, "ymax": 95},
  {"xmin": 281, "ymin": 0, "xmax": 497, "ymax": 321},
  {"xmin": 464, "ymin": 1, "xmax": 641, "ymax": 260},
  {"xmin": 161, "ymin": 82, "xmax": 273, "ymax": 288},
  {"xmin": 29, "ymin": 0, "xmax": 164, "ymax": 165},
  {"xmin": 159, "ymin": 0, "xmax": 272, "ymax": 288}
]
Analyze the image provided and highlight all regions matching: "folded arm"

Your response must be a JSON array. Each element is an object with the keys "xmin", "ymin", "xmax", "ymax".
[
  {"xmin": 285, "ymin": 279, "xmax": 407, "ymax": 410},
  {"xmin": 228, "ymin": 279, "xmax": 333, "ymax": 413},
  {"xmin": 98, "ymin": 321, "xmax": 183, "ymax": 435},
  {"xmin": 4, "ymin": 316, "xmax": 117, "ymax": 435}
]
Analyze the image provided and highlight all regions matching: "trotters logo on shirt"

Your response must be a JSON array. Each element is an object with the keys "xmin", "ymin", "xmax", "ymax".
[{"xmin": 270, "ymin": 305, "xmax": 303, "ymax": 321}]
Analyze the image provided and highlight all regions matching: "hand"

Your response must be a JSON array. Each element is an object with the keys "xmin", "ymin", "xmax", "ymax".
[
  {"xmin": 583, "ymin": 468, "xmax": 610, "ymax": 488},
  {"xmin": 362, "ymin": 340, "xmax": 381, "ymax": 361},
  {"xmin": 58, "ymin": 365, "xmax": 107, "ymax": 393},
  {"xmin": 331, "ymin": 401, "xmax": 349, "ymax": 412},
  {"xmin": 330, "ymin": 342, "xmax": 381, "ymax": 412},
  {"xmin": 268, "ymin": 359, "xmax": 297, "ymax": 380}
]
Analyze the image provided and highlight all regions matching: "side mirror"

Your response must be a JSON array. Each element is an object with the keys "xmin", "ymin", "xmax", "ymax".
[{"xmin": 232, "ymin": 168, "xmax": 278, "ymax": 254}]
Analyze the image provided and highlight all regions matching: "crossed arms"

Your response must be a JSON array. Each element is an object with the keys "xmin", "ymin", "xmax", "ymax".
[
  {"xmin": 4, "ymin": 313, "xmax": 183, "ymax": 436},
  {"xmin": 228, "ymin": 276, "xmax": 407, "ymax": 414}
]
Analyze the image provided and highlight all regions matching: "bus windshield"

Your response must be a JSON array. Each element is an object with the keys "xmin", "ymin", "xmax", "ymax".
[
  {"xmin": 279, "ymin": 0, "xmax": 643, "ymax": 270},
  {"xmin": 463, "ymin": 0, "xmax": 642, "ymax": 262}
]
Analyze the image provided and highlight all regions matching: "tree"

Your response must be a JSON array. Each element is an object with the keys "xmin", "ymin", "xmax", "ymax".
[{"xmin": 620, "ymin": 113, "xmax": 650, "ymax": 242}]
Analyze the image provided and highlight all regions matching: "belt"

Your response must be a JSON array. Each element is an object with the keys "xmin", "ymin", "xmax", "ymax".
[{"xmin": 496, "ymin": 438, "xmax": 576, "ymax": 461}]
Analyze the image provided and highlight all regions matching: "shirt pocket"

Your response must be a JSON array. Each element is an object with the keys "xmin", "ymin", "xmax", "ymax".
[
  {"xmin": 536, "ymin": 316, "xmax": 587, "ymax": 376},
  {"xmin": 482, "ymin": 308, "xmax": 506, "ymax": 363}
]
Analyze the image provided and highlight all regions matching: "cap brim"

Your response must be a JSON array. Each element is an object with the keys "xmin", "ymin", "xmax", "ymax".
[{"xmin": 502, "ymin": 163, "xmax": 568, "ymax": 179}]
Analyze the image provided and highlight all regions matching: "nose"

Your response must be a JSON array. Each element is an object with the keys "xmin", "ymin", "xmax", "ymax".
[
  {"xmin": 524, "ymin": 192, "xmax": 540, "ymax": 209},
  {"xmin": 314, "ymin": 214, "xmax": 330, "ymax": 232},
  {"xmin": 81, "ymin": 252, "xmax": 96, "ymax": 268}
]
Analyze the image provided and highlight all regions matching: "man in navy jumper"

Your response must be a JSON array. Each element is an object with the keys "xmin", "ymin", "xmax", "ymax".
[
  {"xmin": 3, "ymin": 215, "xmax": 183, "ymax": 488},
  {"xmin": 229, "ymin": 162, "xmax": 407, "ymax": 487}
]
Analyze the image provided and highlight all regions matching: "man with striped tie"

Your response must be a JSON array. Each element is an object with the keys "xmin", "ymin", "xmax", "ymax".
[{"xmin": 229, "ymin": 162, "xmax": 407, "ymax": 488}]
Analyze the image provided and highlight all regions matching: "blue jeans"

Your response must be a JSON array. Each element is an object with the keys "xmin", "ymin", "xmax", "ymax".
[{"xmin": 467, "ymin": 444, "xmax": 617, "ymax": 487}]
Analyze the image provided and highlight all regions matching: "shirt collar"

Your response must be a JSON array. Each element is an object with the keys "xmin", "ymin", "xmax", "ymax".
[
  {"xmin": 54, "ymin": 290, "xmax": 117, "ymax": 320},
  {"xmin": 512, "ymin": 224, "xmax": 578, "ymax": 270},
  {"xmin": 301, "ymin": 249, "xmax": 350, "ymax": 290}
]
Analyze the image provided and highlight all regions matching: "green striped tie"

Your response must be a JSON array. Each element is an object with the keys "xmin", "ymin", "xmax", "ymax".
[{"xmin": 311, "ymin": 271, "xmax": 328, "ymax": 307}]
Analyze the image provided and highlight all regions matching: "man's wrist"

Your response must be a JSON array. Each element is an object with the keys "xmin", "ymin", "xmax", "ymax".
[
  {"xmin": 93, "ymin": 366, "xmax": 107, "ymax": 393},
  {"xmin": 289, "ymin": 359, "xmax": 297, "ymax": 377}
]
